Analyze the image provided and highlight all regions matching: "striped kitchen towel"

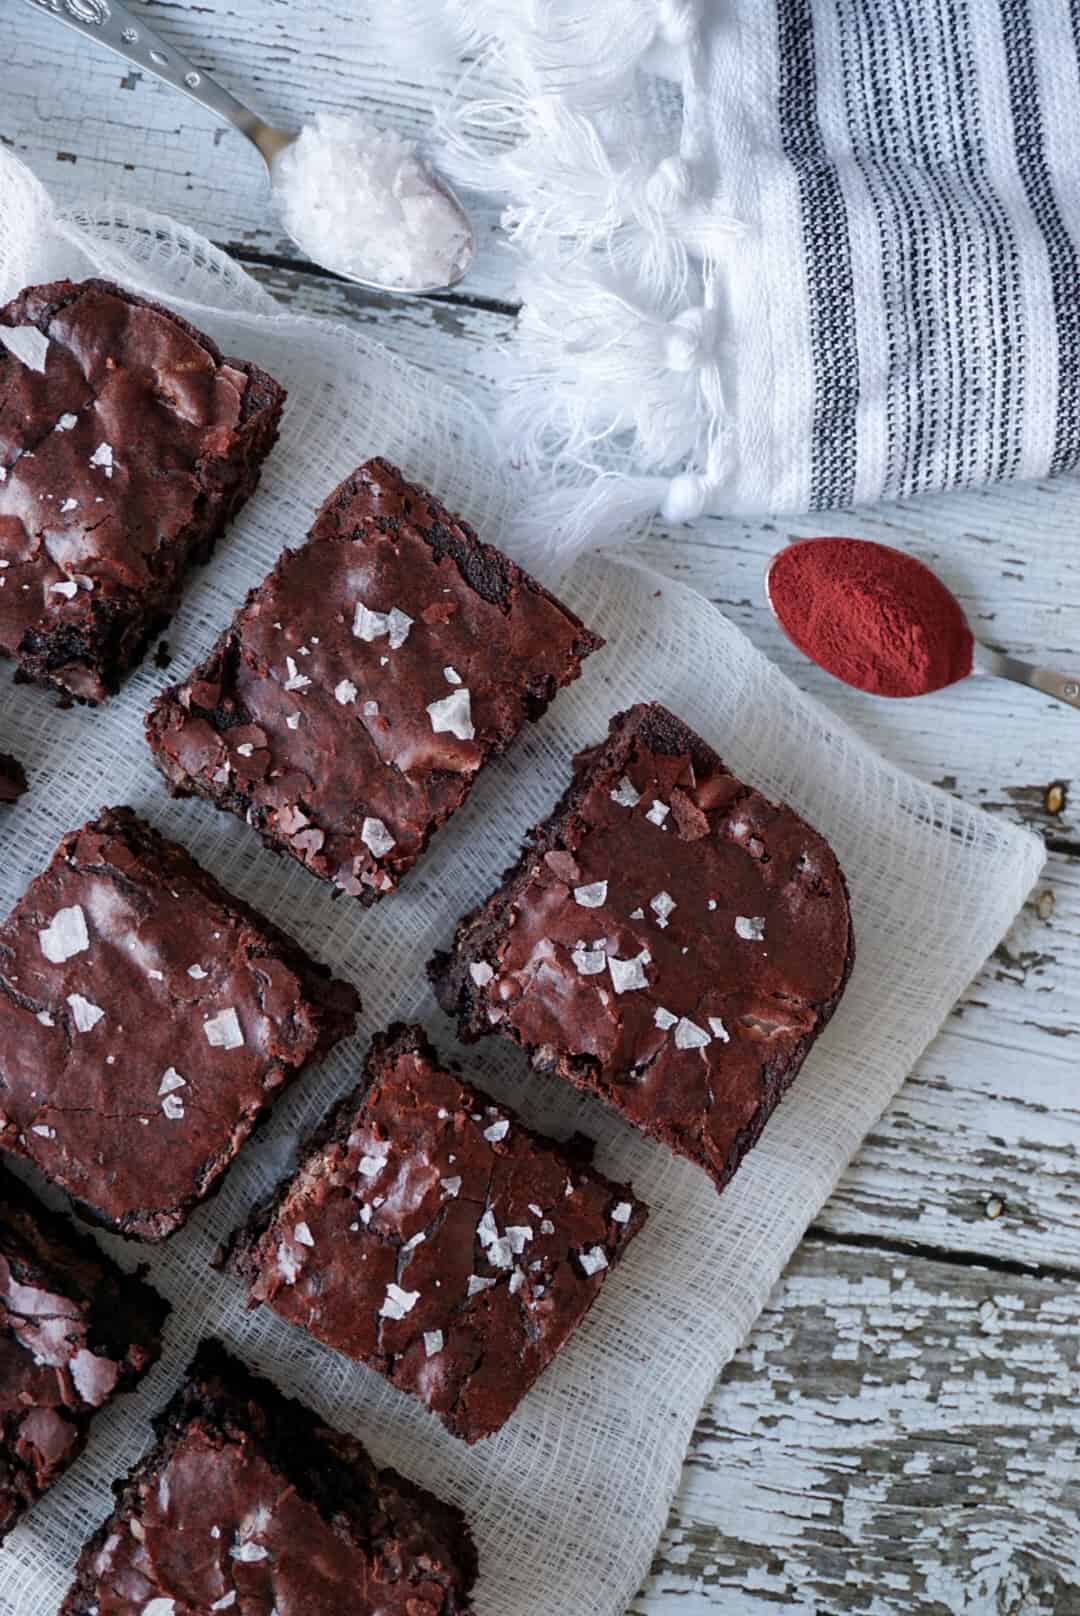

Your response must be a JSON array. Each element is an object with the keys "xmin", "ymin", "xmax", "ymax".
[{"xmin": 383, "ymin": 0, "xmax": 1080, "ymax": 565}]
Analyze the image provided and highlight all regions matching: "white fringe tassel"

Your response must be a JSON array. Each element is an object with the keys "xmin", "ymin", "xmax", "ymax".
[{"xmin": 379, "ymin": 0, "xmax": 738, "ymax": 558}]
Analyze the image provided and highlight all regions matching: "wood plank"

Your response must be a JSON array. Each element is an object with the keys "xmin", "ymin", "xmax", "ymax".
[
  {"xmin": 634, "ymin": 1237, "xmax": 1080, "ymax": 1614},
  {"xmin": 6, "ymin": 0, "xmax": 515, "ymax": 306}
]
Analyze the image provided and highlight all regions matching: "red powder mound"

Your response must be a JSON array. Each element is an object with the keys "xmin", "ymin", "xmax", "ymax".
[{"xmin": 766, "ymin": 537, "xmax": 975, "ymax": 698}]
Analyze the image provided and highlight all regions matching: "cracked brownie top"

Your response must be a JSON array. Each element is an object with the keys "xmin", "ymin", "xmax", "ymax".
[
  {"xmin": 227, "ymin": 1023, "xmax": 646, "ymax": 1443},
  {"xmin": 0, "ymin": 807, "xmax": 359, "ymax": 1239}
]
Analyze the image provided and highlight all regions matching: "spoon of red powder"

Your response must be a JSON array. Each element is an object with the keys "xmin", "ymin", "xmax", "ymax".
[{"xmin": 766, "ymin": 536, "xmax": 1080, "ymax": 710}]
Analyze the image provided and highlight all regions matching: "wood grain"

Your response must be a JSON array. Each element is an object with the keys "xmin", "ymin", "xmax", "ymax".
[{"xmin": 4, "ymin": 9, "xmax": 1079, "ymax": 1607}]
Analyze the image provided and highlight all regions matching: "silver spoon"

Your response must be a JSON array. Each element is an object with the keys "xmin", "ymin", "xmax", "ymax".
[
  {"xmin": 22, "ymin": 0, "xmax": 475, "ymax": 296},
  {"xmin": 764, "ymin": 538, "xmax": 1080, "ymax": 711}
]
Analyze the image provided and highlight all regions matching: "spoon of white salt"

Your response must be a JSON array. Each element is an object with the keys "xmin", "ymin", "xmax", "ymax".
[{"xmin": 27, "ymin": 0, "xmax": 475, "ymax": 296}]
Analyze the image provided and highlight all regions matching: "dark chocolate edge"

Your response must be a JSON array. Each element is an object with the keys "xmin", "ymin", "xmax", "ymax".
[
  {"xmin": 429, "ymin": 701, "xmax": 856, "ymax": 1192},
  {"xmin": 57, "ymin": 1338, "xmax": 477, "ymax": 1616}
]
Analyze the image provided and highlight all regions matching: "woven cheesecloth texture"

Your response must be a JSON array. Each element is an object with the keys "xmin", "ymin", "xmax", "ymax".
[
  {"xmin": 374, "ymin": 0, "xmax": 1080, "ymax": 563},
  {"xmin": 0, "ymin": 148, "xmax": 1045, "ymax": 1616}
]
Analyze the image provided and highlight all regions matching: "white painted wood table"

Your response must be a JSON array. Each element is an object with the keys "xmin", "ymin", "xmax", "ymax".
[{"xmin": 4, "ymin": 6, "xmax": 1078, "ymax": 1611}]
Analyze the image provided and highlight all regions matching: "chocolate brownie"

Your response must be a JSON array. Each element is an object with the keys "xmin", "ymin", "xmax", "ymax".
[
  {"xmin": 431, "ymin": 703, "xmax": 854, "ymax": 1194},
  {"xmin": 228, "ymin": 1023, "xmax": 646, "ymax": 1443},
  {"xmin": 0, "ymin": 806, "xmax": 359, "ymax": 1240},
  {"xmin": 59, "ymin": 1338, "xmax": 477, "ymax": 1616},
  {"xmin": 0, "ymin": 1165, "xmax": 167, "ymax": 1541},
  {"xmin": 0, "ymin": 278, "xmax": 285, "ymax": 704},
  {"xmin": 0, "ymin": 750, "xmax": 26, "ymax": 803},
  {"xmin": 146, "ymin": 458, "xmax": 602, "ymax": 902}
]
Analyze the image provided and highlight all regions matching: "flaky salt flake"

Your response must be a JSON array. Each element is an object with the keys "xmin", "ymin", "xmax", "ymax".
[
  {"xmin": 506, "ymin": 1225, "xmax": 533, "ymax": 1253},
  {"xmin": 294, "ymin": 1222, "xmax": 315, "ymax": 1247},
  {"xmin": 32, "ymin": 1124, "xmax": 55, "ymax": 1139},
  {"xmin": 283, "ymin": 656, "xmax": 311, "ymax": 692},
  {"xmin": 675, "ymin": 1017, "xmax": 711, "ymax": 1050},
  {"xmin": 203, "ymin": 1008, "xmax": 244, "ymax": 1050},
  {"xmin": 608, "ymin": 950, "xmax": 651, "ymax": 994},
  {"xmin": 56, "ymin": 413, "xmax": 78, "ymax": 432},
  {"xmin": 359, "ymin": 1204, "xmax": 372, "ymax": 1225},
  {"xmin": 363, "ymin": 700, "xmax": 379, "ymax": 716},
  {"xmin": 361, "ymin": 816, "xmax": 395, "ymax": 858},
  {"xmin": 89, "ymin": 442, "xmax": 114, "ymax": 477},
  {"xmin": 402, "ymin": 1230, "xmax": 426, "ymax": 1251},
  {"xmin": 50, "ymin": 580, "xmax": 78, "ymax": 598},
  {"xmin": 427, "ymin": 687, "xmax": 475, "ymax": 741},
  {"xmin": 707, "ymin": 899, "xmax": 717, "ymax": 911},
  {"xmin": 469, "ymin": 960, "xmax": 493, "ymax": 987},
  {"xmin": 629, "ymin": 907, "xmax": 645, "ymax": 921},
  {"xmin": 211, "ymin": 1595, "xmax": 238, "ymax": 1611},
  {"xmin": 335, "ymin": 678, "xmax": 358, "ymax": 705},
  {"xmin": 36, "ymin": 1011, "xmax": 54, "ymax": 1026},
  {"xmin": 387, "ymin": 607, "xmax": 414, "ymax": 648},
  {"xmin": 67, "ymin": 993, "xmax": 104, "ymax": 1032},
  {"xmin": 654, "ymin": 1007, "xmax": 678, "ymax": 1031},
  {"xmin": 424, "ymin": 1330, "xmax": 444, "ymax": 1357},
  {"xmin": 159, "ymin": 1068, "xmax": 186, "ymax": 1096},
  {"xmin": 161, "ymin": 1094, "xmax": 185, "ymax": 1121},
  {"xmin": 443, "ymin": 665, "xmax": 462, "ymax": 684},
  {"xmin": 353, "ymin": 603, "xmax": 388, "ymax": 641},
  {"xmin": 379, "ymin": 1282, "xmax": 420, "ymax": 1320},
  {"xmin": 571, "ymin": 940, "xmax": 607, "ymax": 977},
  {"xmin": 59, "ymin": 498, "xmax": 79, "ymax": 513},
  {"xmin": 508, "ymin": 1268, "xmax": 525, "ymax": 1296},
  {"xmin": 579, "ymin": 1245, "xmax": 609, "ymax": 1277},
  {"xmin": 483, "ymin": 1119, "xmax": 509, "ymax": 1144},
  {"xmin": 467, "ymin": 1275, "xmax": 495, "ymax": 1297},
  {"xmin": 477, "ymin": 1209, "xmax": 499, "ymax": 1246},
  {"xmin": 650, "ymin": 890, "xmax": 676, "ymax": 928},
  {"xmin": 143, "ymin": 1601, "xmax": 178, "ymax": 1616},
  {"xmin": 39, "ymin": 904, "xmax": 90, "ymax": 963},
  {"xmin": 286, "ymin": 712, "xmax": 301, "ymax": 730},
  {"xmin": 612, "ymin": 1202, "xmax": 633, "ymax": 1224},
  {"xmin": 574, "ymin": 880, "xmax": 608, "ymax": 908},
  {"xmin": 611, "ymin": 776, "xmax": 640, "ymax": 808},
  {"xmin": 528, "ymin": 1203, "xmax": 543, "ymax": 1218},
  {"xmin": 231, "ymin": 1541, "xmax": 269, "ymax": 1563},
  {"xmin": 235, "ymin": 743, "xmax": 254, "ymax": 758},
  {"xmin": 645, "ymin": 799, "xmax": 670, "ymax": 827},
  {"xmin": 359, "ymin": 1146, "xmax": 388, "ymax": 1178},
  {"xmin": 709, "ymin": 1016, "xmax": 731, "ymax": 1043},
  {"xmin": 188, "ymin": 964, "xmax": 208, "ymax": 980},
  {"xmin": 441, "ymin": 1175, "xmax": 462, "ymax": 1198},
  {"xmin": 735, "ymin": 915, "xmax": 766, "ymax": 941},
  {"xmin": 540, "ymin": 1218, "xmax": 555, "ymax": 1235}
]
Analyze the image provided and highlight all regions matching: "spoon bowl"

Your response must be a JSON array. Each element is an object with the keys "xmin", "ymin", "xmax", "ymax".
[
  {"xmin": 22, "ymin": 0, "xmax": 476, "ymax": 297},
  {"xmin": 765, "ymin": 537, "xmax": 1080, "ymax": 712}
]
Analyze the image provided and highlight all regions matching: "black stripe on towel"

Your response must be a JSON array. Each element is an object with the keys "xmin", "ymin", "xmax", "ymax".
[
  {"xmin": 776, "ymin": 0, "xmax": 860, "ymax": 508},
  {"xmin": 1001, "ymin": 0, "xmax": 1080, "ymax": 475}
]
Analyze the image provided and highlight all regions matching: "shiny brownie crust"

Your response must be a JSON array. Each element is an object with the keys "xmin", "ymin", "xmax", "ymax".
[
  {"xmin": 0, "ymin": 278, "xmax": 285, "ymax": 703},
  {"xmin": 146, "ymin": 457, "xmax": 602, "ymax": 903},
  {"xmin": 0, "ymin": 1165, "xmax": 167, "ymax": 1541},
  {"xmin": 59, "ymin": 1339, "xmax": 477, "ymax": 1616},
  {"xmin": 430, "ymin": 702, "xmax": 855, "ymax": 1194},
  {"xmin": 0, "ymin": 806, "xmax": 359, "ymax": 1240},
  {"xmin": 228, "ymin": 1023, "xmax": 646, "ymax": 1443}
]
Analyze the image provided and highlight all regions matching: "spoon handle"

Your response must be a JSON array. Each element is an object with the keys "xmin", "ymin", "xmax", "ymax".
[
  {"xmin": 22, "ymin": 0, "xmax": 278, "ymax": 155},
  {"xmin": 974, "ymin": 642, "xmax": 1080, "ymax": 712}
]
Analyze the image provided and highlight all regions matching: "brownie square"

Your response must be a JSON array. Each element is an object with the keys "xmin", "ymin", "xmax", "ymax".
[
  {"xmin": 0, "ymin": 1165, "xmax": 168, "ymax": 1541},
  {"xmin": 0, "ymin": 278, "xmax": 286, "ymax": 704},
  {"xmin": 228, "ymin": 1023, "xmax": 647, "ymax": 1443},
  {"xmin": 431, "ymin": 703, "xmax": 855, "ymax": 1194},
  {"xmin": 146, "ymin": 457, "xmax": 602, "ymax": 902},
  {"xmin": 59, "ymin": 1339, "xmax": 477, "ymax": 1616},
  {"xmin": 0, "ymin": 806, "xmax": 360, "ymax": 1240}
]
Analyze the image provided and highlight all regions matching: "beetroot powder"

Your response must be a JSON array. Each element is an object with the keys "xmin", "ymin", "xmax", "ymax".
[{"xmin": 766, "ymin": 537, "xmax": 975, "ymax": 698}]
